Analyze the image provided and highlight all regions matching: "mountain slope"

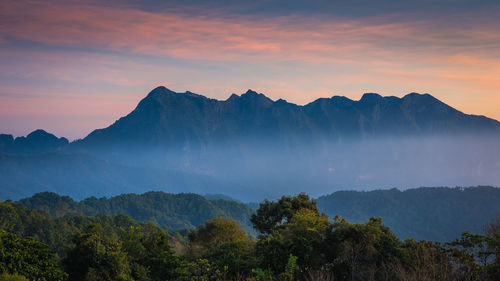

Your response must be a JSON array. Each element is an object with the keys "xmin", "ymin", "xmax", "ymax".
[
  {"xmin": 1, "ymin": 87, "xmax": 500, "ymax": 200},
  {"xmin": 79, "ymin": 87, "xmax": 500, "ymax": 148}
]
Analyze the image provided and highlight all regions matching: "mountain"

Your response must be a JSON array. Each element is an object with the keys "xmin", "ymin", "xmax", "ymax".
[
  {"xmin": 1, "ymin": 86, "xmax": 500, "ymax": 200},
  {"xmin": 79, "ymin": 87, "xmax": 500, "ymax": 149},
  {"xmin": 0, "ymin": 129, "xmax": 68, "ymax": 154}
]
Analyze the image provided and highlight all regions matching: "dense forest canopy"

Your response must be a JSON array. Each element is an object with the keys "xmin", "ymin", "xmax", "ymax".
[
  {"xmin": 17, "ymin": 191, "xmax": 255, "ymax": 235},
  {"xmin": 13, "ymin": 186, "xmax": 500, "ymax": 242},
  {"xmin": 0, "ymin": 194, "xmax": 498, "ymax": 281},
  {"xmin": 317, "ymin": 186, "xmax": 500, "ymax": 241}
]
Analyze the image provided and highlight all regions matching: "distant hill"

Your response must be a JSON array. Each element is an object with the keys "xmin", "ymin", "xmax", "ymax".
[
  {"xmin": 0, "ymin": 129, "xmax": 68, "ymax": 154},
  {"xmin": 317, "ymin": 186, "xmax": 500, "ymax": 241},
  {"xmin": 18, "ymin": 191, "xmax": 256, "ymax": 234}
]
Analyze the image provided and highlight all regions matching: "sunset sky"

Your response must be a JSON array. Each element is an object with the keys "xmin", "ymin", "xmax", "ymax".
[{"xmin": 1, "ymin": 0, "xmax": 500, "ymax": 140}]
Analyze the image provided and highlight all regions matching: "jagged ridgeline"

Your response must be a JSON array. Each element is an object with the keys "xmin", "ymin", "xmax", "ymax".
[{"xmin": 1, "ymin": 87, "xmax": 500, "ymax": 200}]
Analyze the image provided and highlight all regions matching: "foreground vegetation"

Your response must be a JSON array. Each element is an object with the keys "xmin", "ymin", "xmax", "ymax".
[{"xmin": 0, "ymin": 194, "xmax": 499, "ymax": 281}]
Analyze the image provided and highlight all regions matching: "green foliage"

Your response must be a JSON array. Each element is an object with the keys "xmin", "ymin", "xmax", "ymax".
[
  {"xmin": 189, "ymin": 217, "xmax": 249, "ymax": 251},
  {"xmin": 280, "ymin": 254, "xmax": 298, "ymax": 281},
  {"xmin": 252, "ymin": 268, "xmax": 273, "ymax": 281},
  {"xmin": 251, "ymin": 193, "xmax": 319, "ymax": 236},
  {"xmin": 20, "ymin": 191, "xmax": 256, "ymax": 234},
  {"xmin": 0, "ymin": 272, "xmax": 29, "ymax": 281},
  {"xmin": 63, "ymin": 224, "xmax": 132, "ymax": 281},
  {"xmin": 0, "ymin": 200, "xmax": 152, "ymax": 257},
  {"xmin": 119, "ymin": 223, "xmax": 180, "ymax": 281},
  {"xmin": 188, "ymin": 218, "xmax": 257, "ymax": 279},
  {"xmin": 1, "ymin": 192, "xmax": 499, "ymax": 281},
  {"xmin": 253, "ymin": 195, "xmax": 330, "ymax": 275},
  {"xmin": 317, "ymin": 186, "xmax": 500, "ymax": 241},
  {"xmin": 175, "ymin": 258, "xmax": 229, "ymax": 281},
  {"xmin": 446, "ymin": 224, "xmax": 500, "ymax": 281},
  {"xmin": 484, "ymin": 216, "xmax": 500, "ymax": 280},
  {"xmin": 0, "ymin": 230, "xmax": 67, "ymax": 281}
]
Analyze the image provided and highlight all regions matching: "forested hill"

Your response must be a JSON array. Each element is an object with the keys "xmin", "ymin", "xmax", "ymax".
[
  {"xmin": 317, "ymin": 186, "xmax": 500, "ymax": 241},
  {"xmin": 15, "ymin": 186, "xmax": 500, "ymax": 242},
  {"xmin": 18, "ymin": 191, "xmax": 255, "ymax": 234}
]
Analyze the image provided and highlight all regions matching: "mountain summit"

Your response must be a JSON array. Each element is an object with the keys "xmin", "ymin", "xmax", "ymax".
[
  {"xmin": 2, "ymin": 86, "xmax": 500, "ymax": 201},
  {"xmin": 80, "ymin": 86, "xmax": 500, "ymax": 148}
]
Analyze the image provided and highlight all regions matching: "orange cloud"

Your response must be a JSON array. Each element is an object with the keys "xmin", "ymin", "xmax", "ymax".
[
  {"xmin": 2, "ymin": 0, "xmax": 498, "ymax": 62},
  {"xmin": 1, "ymin": 0, "xmax": 500, "ymax": 138}
]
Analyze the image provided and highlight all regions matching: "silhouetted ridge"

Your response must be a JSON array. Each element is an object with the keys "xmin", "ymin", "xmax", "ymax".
[
  {"xmin": 0, "ymin": 129, "xmax": 68, "ymax": 154},
  {"xmin": 76, "ymin": 87, "xmax": 500, "ymax": 148},
  {"xmin": 359, "ymin": 93, "xmax": 384, "ymax": 103}
]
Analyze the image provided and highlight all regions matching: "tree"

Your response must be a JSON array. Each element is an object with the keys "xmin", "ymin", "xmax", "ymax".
[
  {"xmin": 187, "ymin": 217, "xmax": 256, "ymax": 279},
  {"xmin": 325, "ymin": 217, "xmax": 401, "ymax": 281},
  {"xmin": 188, "ymin": 217, "xmax": 250, "ymax": 252},
  {"xmin": 0, "ymin": 230, "xmax": 67, "ymax": 281},
  {"xmin": 253, "ymin": 195, "xmax": 330, "ymax": 277},
  {"xmin": 63, "ymin": 224, "xmax": 132, "ymax": 281},
  {"xmin": 251, "ymin": 193, "xmax": 319, "ymax": 236},
  {"xmin": 484, "ymin": 216, "xmax": 500, "ymax": 281},
  {"xmin": 119, "ymin": 223, "xmax": 180, "ymax": 281}
]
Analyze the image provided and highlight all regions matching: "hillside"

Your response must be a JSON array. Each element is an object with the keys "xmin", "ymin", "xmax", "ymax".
[
  {"xmin": 16, "ymin": 187, "xmax": 500, "ymax": 241},
  {"xmin": 18, "ymin": 191, "xmax": 255, "ymax": 234},
  {"xmin": 317, "ymin": 186, "xmax": 500, "ymax": 241}
]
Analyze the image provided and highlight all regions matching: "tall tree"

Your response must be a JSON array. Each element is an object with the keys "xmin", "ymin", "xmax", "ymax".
[
  {"xmin": 251, "ymin": 193, "xmax": 319, "ymax": 236},
  {"xmin": 63, "ymin": 224, "xmax": 132, "ymax": 281}
]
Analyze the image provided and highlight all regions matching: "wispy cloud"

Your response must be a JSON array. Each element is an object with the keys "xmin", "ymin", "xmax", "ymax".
[
  {"xmin": 2, "ymin": 0, "xmax": 499, "ymax": 61},
  {"xmin": 0, "ymin": 0, "xmax": 499, "ymax": 138}
]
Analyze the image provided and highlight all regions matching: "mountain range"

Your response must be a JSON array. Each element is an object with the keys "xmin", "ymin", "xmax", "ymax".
[
  {"xmin": 80, "ymin": 87, "xmax": 499, "ymax": 146},
  {"xmin": 1, "ymin": 87, "xmax": 500, "ymax": 200}
]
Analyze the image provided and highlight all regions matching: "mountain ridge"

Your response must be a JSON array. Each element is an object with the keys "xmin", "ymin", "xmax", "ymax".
[
  {"xmin": 0, "ymin": 129, "xmax": 69, "ymax": 155},
  {"xmin": 1, "ymin": 86, "xmax": 500, "ymax": 201},
  {"xmin": 77, "ymin": 86, "xmax": 500, "ymax": 148},
  {"xmin": 2, "ymin": 87, "xmax": 499, "ymax": 149}
]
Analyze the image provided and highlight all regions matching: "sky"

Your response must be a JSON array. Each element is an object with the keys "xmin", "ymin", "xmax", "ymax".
[{"xmin": 1, "ymin": 0, "xmax": 500, "ymax": 140}]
